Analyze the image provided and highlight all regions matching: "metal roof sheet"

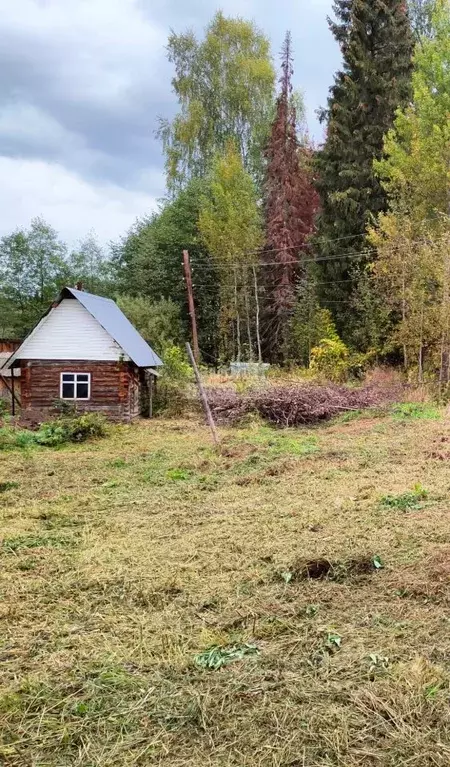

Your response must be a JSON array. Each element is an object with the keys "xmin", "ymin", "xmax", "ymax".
[{"xmin": 65, "ymin": 288, "xmax": 163, "ymax": 368}]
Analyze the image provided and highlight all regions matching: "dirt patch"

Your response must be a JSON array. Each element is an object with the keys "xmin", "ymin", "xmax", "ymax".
[{"xmin": 286, "ymin": 554, "xmax": 380, "ymax": 582}]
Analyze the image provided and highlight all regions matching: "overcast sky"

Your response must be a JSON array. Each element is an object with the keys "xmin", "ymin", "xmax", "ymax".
[{"xmin": 0, "ymin": 0, "xmax": 340, "ymax": 249}]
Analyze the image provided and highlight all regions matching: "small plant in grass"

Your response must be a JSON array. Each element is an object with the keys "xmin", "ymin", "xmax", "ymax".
[
  {"xmin": 368, "ymin": 653, "xmax": 390, "ymax": 674},
  {"xmin": 380, "ymin": 484, "xmax": 428, "ymax": 511},
  {"xmin": 392, "ymin": 402, "xmax": 441, "ymax": 421},
  {"xmin": 166, "ymin": 468, "xmax": 192, "ymax": 481},
  {"xmin": 325, "ymin": 632, "xmax": 342, "ymax": 652},
  {"xmin": 0, "ymin": 481, "xmax": 18, "ymax": 492},
  {"xmin": 194, "ymin": 643, "xmax": 259, "ymax": 670}
]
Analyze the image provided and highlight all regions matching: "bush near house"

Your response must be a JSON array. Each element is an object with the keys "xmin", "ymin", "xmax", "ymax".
[{"xmin": 0, "ymin": 413, "xmax": 108, "ymax": 450}]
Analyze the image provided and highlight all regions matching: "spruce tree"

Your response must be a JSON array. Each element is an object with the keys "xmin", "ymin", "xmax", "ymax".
[
  {"xmin": 314, "ymin": 0, "xmax": 414, "ymax": 337},
  {"xmin": 264, "ymin": 32, "xmax": 319, "ymax": 361}
]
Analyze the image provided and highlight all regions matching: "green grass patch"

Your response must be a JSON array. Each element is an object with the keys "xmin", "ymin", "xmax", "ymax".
[
  {"xmin": 1, "ymin": 533, "xmax": 76, "ymax": 553},
  {"xmin": 0, "ymin": 481, "xmax": 18, "ymax": 492},
  {"xmin": 380, "ymin": 484, "xmax": 429, "ymax": 511},
  {"xmin": 391, "ymin": 402, "xmax": 441, "ymax": 421}
]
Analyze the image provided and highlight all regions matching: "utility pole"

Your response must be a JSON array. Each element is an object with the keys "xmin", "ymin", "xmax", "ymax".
[{"xmin": 183, "ymin": 250, "xmax": 200, "ymax": 363}]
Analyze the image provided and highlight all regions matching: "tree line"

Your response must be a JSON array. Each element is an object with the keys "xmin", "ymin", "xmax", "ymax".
[{"xmin": 1, "ymin": 0, "xmax": 449, "ymax": 383}]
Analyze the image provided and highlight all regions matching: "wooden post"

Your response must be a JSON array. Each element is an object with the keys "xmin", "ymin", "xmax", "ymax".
[
  {"xmin": 0, "ymin": 375, "xmax": 20, "ymax": 412},
  {"xmin": 148, "ymin": 373, "xmax": 153, "ymax": 419},
  {"xmin": 183, "ymin": 250, "xmax": 200, "ymax": 363},
  {"xmin": 186, "ymin": 342, "xmax": 219, "ymax": 447},
  {"xmin": 11, "ymin": 371, "xmax": 15, "ymax": 417}
]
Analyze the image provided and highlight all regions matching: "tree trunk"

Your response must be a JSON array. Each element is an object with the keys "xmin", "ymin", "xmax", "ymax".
[
  {"xmin": 253, "ymin": 266, "xmax": 262, "ymax": 364},
  {"xmin": 244, "ymin": 272, "xmax": 253, "ymax": 362},
  {"xmin": 234, "ymin": 270, "xmax": 241, "ymax": 362}
]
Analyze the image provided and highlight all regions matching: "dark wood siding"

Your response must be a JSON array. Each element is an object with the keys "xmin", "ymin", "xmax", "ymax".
[
  {"xmin": 0, "ymin": 340, "xmax": 21, "ymax": 401},
  {"xmin": 20, "ymin": 360, "xmax": 141, "ymax": 420}
]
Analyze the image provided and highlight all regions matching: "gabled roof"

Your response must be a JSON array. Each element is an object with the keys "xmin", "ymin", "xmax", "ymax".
[
  {"xmin": 66, "ymin": 288, "xmax": 163, "ymax": 367},
  {"xmin": 1, "ymin": 287, "xmax": 163, "ymax": 369}
]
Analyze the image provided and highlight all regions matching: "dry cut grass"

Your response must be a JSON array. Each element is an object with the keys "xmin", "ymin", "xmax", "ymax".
[{"xmin": 1, "ymin": 404, "xmax": 450, "ymax": 765}]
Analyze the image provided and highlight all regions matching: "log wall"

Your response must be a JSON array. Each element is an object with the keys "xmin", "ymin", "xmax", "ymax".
[{"xmin": 19, "ymin": 360, "xmax": 141, "ymax": 420}]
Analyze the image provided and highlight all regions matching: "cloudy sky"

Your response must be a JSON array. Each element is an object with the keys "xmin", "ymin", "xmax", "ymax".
[{"xmin": 0, "ymin": 0, "xmax": 340, "ymax": 248}]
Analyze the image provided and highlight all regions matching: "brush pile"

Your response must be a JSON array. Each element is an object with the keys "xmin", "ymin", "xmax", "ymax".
[{"xmin": 206, "ymin": 383, "xmax": 402, "ymax": 426}]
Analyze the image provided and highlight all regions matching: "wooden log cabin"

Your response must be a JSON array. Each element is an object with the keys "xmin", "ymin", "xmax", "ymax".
[{"xmin": 0, "ymin": 287, "xmax": 163, "ymax": 420}]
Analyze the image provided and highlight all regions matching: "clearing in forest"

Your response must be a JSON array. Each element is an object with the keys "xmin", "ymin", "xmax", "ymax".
[{"xmin": 1, "ymin": 406, "xmax": 450, "ymax": 766}]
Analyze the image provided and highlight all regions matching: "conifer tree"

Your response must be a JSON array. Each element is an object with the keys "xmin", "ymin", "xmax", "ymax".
[
  {"xmin": 314, "ymin": 0, "xmax": 414, "ymax": 335},
  {"xmin": 264, "ymin": 32, "xmax": 319, "ymax": 360}
]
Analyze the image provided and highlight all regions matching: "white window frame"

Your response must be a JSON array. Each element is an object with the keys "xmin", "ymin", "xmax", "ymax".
[{"xmin": 60, "ymin": 372, "xmax": 91, "ymax": 401}]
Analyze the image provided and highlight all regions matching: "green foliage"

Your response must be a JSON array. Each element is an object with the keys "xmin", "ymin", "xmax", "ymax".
[
  {"xmin": 1, "ymin": 533, "xmax": 74, "ymax": 553},
  {"xmin": 155, "ymin": 345, "xmax": 193, "ymax": 416},
  {"xmin": 380, "ymin": 483, "xmax": 428, "ymax": 510},
  {"xmin": 371, "ymin": 2, "xmax": 450, "ymax": 380},
  {"xmin": 0, "ymin": 219, "xmax": 117, "ymax": 338},
  {"xmin": 325, "ymin": 632, "xmax": 342, "ymax": 651},
  {"xmin": 314, "ymin": 0, "xmax": 414, "ymax": 336},
  {"xmin": 0, "ymin": 414, "xmax": 108, "ymax": 451},
  {"xmin": 288, "ymin": 280, "xmax": 339, "ymax": 366},
  {"xmin": 194, "ymin": 643, "xmax": 259, "ymax": 670},
  {"xmin": 67, "ymin": 233, "xmax": 114, "ymax": 296},
  {"xmin": 116, "ymin": 296, "xmax": 182, "ymax": 353},
  {"xmin": 391, "ymin": 402, "xmax": 441, "ymax": 420},
  {"xmin": 112, "ymin": 179, "xmax": 220, "ymax": 363},
  {"xmin": 377, "ymin": 0, "xmax": 450, "ymax": 224},
  {"xmin": 0, "ymin": 218, "xmax": 69, "ymax": 337},
  {"xmin": 198, "ymin": 141, "xmax": 263, "ymax": 361},
  {"xmin": 158, "ymin": 11, "xmax": 275, "ymax": 191},
  {"xmin": 310, "ymin": 337, "xmax": 351, "ymax": 382},
  {"xmin": 161, "ymin": 345, "xmax": 192, "ymax": 382},
  {"xmin": 199, "ymin": 142, "xmax": 263, "ymax": 270},
  {"xmin": 0, "ymin": 481, "xmax": 18, "ymax": 493},
  {"xmin": 52, "ymin": 414, "xmax": 108, "ymax": 444}
]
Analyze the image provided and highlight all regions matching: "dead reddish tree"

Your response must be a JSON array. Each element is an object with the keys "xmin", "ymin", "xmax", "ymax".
[{"xmin": 264, "ymin": 31, "xmax": 319, "ymax": 362}]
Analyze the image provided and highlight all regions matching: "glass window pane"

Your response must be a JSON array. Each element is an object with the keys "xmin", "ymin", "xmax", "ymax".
[
  {"xmin": 62, "ymin": 374, "xmax": 74, "ymax": 382},
  {"xmin": 76, "ymin": 382, "xmax": 89, "ymax": 399},
  {"xmin": 77, "ymin": 374, "xmax": 89, "ymax": 382},
  {"xmin": 62, "ymin": 382, "xmax": 75, "ymax": 398}
]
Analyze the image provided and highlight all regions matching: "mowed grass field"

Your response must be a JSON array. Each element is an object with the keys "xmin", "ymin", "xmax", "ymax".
[{"xmin": 2, "ymin": 406, "xmax": 450, "ymax": 766}]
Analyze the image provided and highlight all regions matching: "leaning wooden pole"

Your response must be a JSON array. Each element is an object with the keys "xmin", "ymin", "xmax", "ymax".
[
  {"xmin": 183, "ymin": 250, "xmax": 200, "ymax": 364},
  {"xmin": 186, "ymin": 342, "xmax": 219, "ymax": 447}
]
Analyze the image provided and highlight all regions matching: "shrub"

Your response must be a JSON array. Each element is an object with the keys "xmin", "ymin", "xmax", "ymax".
[
  {"xmin": 36, "ymin": 413, "xmax": 108, "ymax": 445},
  {"xmin": 0, "ymin": 413, "xmax": 108, "ymax": 450},
  {"xmin": 310, "ymin": 338, "xmax": 351, "ymax": 382},
  {"xmin": 161, "ymin": 345, "xmax": 192, "ymax": 381},
  {"xmin": 155, "ymin": 345, "xmax": 193, "ymax": 415}
]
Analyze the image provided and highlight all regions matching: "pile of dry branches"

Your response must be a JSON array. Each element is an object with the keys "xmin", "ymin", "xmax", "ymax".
[{"xmin": 206, "ymin": 383, "xmax": 402, "ymax": 426}]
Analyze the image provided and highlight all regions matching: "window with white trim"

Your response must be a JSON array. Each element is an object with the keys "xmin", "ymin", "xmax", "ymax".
[{"xmin": 60, "ymin": 372, "xmax": 91, "ymax": 400}]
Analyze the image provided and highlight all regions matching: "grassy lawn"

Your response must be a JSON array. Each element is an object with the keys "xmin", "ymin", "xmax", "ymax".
[{"xmin": 1, "ymin": 407, "xmax": 450, "ymax": 766}]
